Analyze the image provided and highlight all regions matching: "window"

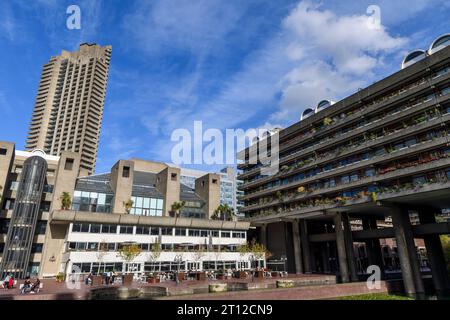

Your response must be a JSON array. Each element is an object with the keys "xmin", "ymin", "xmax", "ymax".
[
  {"xmin": 87, "ymin": 242, "xmax": 98, "ymax": 251},
  {"xmin": 161, "ymin": 227, "xmax": 173, "ymax": 236},
  {"xmin": 0, "ymin": 148, "xmax": 7, "ymax": 155},
  {"xmin": 136, "ymin": 226, "xmax": 150, "ymax": 235},
  {"xmin": 90, "ymin": 224, "xmax": 101, "ymax": 233},
  {"xmin": 120, "ymin": 226, "xmax": 134, "ymax": 234},
  {"xmin": 122, "ymin": 166, "xmax": 130, "ymax": 178},
  {"xmin": 64, "ymin": 158, "xmax": 74, "ymax": 170},
  {"xmin": 175, "ymin": 228, "xmax": 186, "ymax": 236},
  {"xmin": 212, "ymin": 179, "xmax": 218, "ymax": 184},
  {"xmin": 210, "ymin": 230, "xmax": 220, "ymax": 237},
  {"xmin": 221, "ymin": 231, "xmax": 231, "ymax": 238},
  {"xmin": 188, "ymin": 229, "xmax": 200, "ymax": 237},
  {"xmin": 171, "ymin": 173, "xmax": 177, "ymax": 181},
  {"xmin": 150, "ymin": 227, "xmax": 159, "ymax": 235},
  {"xmin": 35, "ymin": 221, "xmax": 47, "ymax": 235},
  {"xmin": 130, "ymin": 196, "xmax": 163, "ymax": 216},
  {"xmin": 101, "ymin": 225, "xmax": 117, "ymax": 234},
  {"xmin": 72, "ymin": 190, "xmax": 113, "ymax": 213}
]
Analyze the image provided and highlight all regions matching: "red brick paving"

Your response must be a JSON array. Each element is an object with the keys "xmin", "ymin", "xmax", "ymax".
[
  {"xmin": 0, "ymin": 274, "xmax": 380, "ymax": 300},
  {"xmin": 160, "ymin": 282, "xmax": 389, "ymax": 300}
]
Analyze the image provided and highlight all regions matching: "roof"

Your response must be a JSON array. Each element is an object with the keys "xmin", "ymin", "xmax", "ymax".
[{"xmin": 75, "ymin": 170, "xmax": 204, "ymax": 202}]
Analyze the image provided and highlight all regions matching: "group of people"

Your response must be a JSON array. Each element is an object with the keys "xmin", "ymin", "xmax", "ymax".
[
  {"xmin": 20, "ymin": 277, "xmax": 41, "ymax": 294},
  {"xmin": 2, "ymin": 273, "xmax": 14, "ymax": 289},
  {"xmin": 85, "ymin": 271, "xmax": 118, "ymax": 286}
]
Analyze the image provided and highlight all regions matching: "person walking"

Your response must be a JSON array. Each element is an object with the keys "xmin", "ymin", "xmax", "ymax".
[
  {"xmin": 3, "ymin": 274, "xmax": 11, "ymax": 290},
  {"xmin": 8, "ymin": 274, "xmax": 14, "ymax": 289}
]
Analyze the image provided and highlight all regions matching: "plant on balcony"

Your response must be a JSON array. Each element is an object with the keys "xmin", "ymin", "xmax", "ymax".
[
  {"xmin": 323, "ymin": 117, "xmax": 333, "ymax": 126},
  {"xmin": 275, "ymin": 191, "xmax": 283, "ymax": 201},
  {"xmin": 370, "ymin": 192, "xmax": 377, "ymax": 203},
  {"xmin": 170, "ymin": 201, "xmax": 186, "ymax": 218},
  {"xmin": 297, "ymin": 186, "xmax": 306, "ymax": 193},
  {"xmin": 123, "ymin": 198, "xmax": 134, "ymax": 214},
  {"xmin": 213, "ymin": 204, "xmax": 235, "ymax": 221},
  {"xmin": 61, "ymin": 192, "xmax": 72, "ymax": 210}
]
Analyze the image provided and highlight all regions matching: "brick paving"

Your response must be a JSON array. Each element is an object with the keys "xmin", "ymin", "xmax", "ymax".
[
  {"xmin": 160, "ymin": 282, "xmax": 389, "ymax": 300},
  {"xmin": 0, "ymin": 274, "xmax": 377, "ymax": 300}
]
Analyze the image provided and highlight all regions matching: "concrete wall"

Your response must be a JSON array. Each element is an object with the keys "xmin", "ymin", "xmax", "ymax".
[
  {"xmin": 41, "ymin": 151, "xmax": 80, "ymax": 277},
  {"xmin": 110, "ymin": 160, "xmax": 134, "ymax": 214},
  {"xmin": 156, "ymin": 166, "xmax": 181, "ymax": 216},
  {"xmin": 0, "ymin": 142, "xmax": 15, "ymax": 208},
  {"xmin": 195, "ymin": 174, "xmax": 221, "ymax": 218}
]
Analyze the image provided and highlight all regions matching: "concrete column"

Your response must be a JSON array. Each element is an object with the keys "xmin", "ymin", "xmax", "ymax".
[
  {"xmin": 291, "ymin": 220, "xmax": 304, "ymax": 274},
  {"xmin": 299, "ymin": 219, "xmax": 312, "ymax": 273},
  {"xmin": 418, "ymin": 210, "xmax": 450, "ymax": 295},
  {"xmin": 362, "ymin": 217, "xmax": 384, "ymax": 275},
  {"xmin": 341, "ymin": 213, "xmax": 358, "ymax": 281},
  {"xmin": 334, "ymin": 213, "xmax": 350, "ymax": 283},
  {"xmin": 260, "ymin": 224, "xmax": 267, "ymax": 248},
  {"xmin": 391, "ymin": 207, "xmax": 425, "ymax": 297}
]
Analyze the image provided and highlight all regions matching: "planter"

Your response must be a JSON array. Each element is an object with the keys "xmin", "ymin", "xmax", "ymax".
[
  {"xmin": 122, "ymin": 274, "xmax": 134, "ymax": 286},
  {"xmin": 209, "ymin": 283, "xmax": 227, "ymax": 293},
  {"xmin": 92, "ymin": 275, "xmax": 103, "ymax": 286},
  {"xmin": 217, "ymin": 274, "xmax": 225, "ymax": 280},
  {"xmin": 196, "ymin": 272, "xmax": 206, "ymax": 281},
  {"xmin": 276, "ymin": 280, "xmax": 294, "ymax": 288},
  {"xmin": 177, "ymin": 272, "xmax": 185, "ymax": 281},
  {"xmin": 237, "ymin": 271, "xmax": 247, "ymax": 279},
  {"xmin": 147, "ymin": 277, "xmax": 157, "ymax": 284}
]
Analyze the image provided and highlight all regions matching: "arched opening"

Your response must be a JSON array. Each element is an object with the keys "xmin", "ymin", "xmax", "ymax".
[
  {"xmin": 401, "ymin": 50, "xmax": 427, "ymax": 69},
  {"xmin": 301, "ymin": 108, "xmax": 314, "ymax": 121},
  {"xmin": 429, "ymin": 34, "xmax": 450, "ymax": 54}
]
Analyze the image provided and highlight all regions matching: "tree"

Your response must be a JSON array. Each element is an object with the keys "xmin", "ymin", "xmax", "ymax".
[
  {"xmin": 212, "ymin": 204, "xmax": 235, "ymax": 221},
  {"xmin": 170, "ymin": 201, "xmax": 186, "ymax": 218},
  {"xmin": 248, "ymin": 239, "xmax": 272, "ymax": 269},
  {"xmin": 61, "ymin": 192, "xmax": 72, "ymax": 210},
  {"xmin": 147, "ymin": 238, "xmax": 162, "ymax": 272},
  {"xmin": 193, "ymin": 244, "xmax": 206, "ymax": 271},
  {"xmin": 441, "ymin": 235, "xmax": 450, "ymax": 277},
  {"xmin": 118, "ymin": 243, "xmax": 141, "ymax": 264},
  {"xmin": 123, "ymin": 199, "xmax": 134, "ymax": 214}
]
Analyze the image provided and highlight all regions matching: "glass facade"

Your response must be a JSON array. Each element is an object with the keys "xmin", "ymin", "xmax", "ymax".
[
  {"xmin": 0, "ymin": 156, "xmax": 47, "ymax": 279},
  {"xmin": 130, "ymin": 196, "xmax": 163, "ymax": 216},
  {"xmin": 72, "ymin": 191, "xmax": 113, "ymax": 213}
]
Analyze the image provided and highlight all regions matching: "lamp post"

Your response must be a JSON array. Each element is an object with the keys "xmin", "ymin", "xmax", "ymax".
[
  {"xmin": 249, "ymin": 253, "xmax": 256, "ymax": 282},
  {"xmin": 174, "ymin": 254, "xmax": 183, "ymax": 286},
  {"xmin": 281, "ymin": 255, "xmax": 287, "ymax": 275}
]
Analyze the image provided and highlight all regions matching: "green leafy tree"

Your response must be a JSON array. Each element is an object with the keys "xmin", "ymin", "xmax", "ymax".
[
  {"xmin": 61, "ymin": 192, "xmax": 72, "ymax": 210},
  {"xmin": 118, "ymin": 243, "xmax": 141, "ymax": 263}
]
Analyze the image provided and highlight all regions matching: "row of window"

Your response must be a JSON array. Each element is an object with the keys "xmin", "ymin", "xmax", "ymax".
[
  {"xmin": 67, "ymin": 242, "xmax": 242, "ymax": 252},
  {"xmin": 70, "ymin": 260, "xmax": 251, "ymax": 274},
  {"xmin": 71, "ymin": 223, "xmax": 246, "ymax": 238}
]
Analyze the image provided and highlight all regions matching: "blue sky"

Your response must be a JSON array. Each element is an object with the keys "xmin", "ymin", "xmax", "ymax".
[{"xmin": 0, "ymin": 0, "xmax": 449, "ymax": 174}]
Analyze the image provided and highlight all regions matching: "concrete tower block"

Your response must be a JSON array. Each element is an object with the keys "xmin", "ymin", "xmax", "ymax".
[{"xmin": 110, "ymin": 160, "xmax": 134, "ymax": 214}]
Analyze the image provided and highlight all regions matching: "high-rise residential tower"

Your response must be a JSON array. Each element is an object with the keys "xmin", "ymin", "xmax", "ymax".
[{"xmin": 25, "ymin": 43, "xmax": 112, "ymax": 175}]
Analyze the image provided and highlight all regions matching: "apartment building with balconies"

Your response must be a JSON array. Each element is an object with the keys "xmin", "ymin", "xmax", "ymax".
[{"xmin": 237, "ymin": 34, "xmax": 450, "ymax": 296}]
